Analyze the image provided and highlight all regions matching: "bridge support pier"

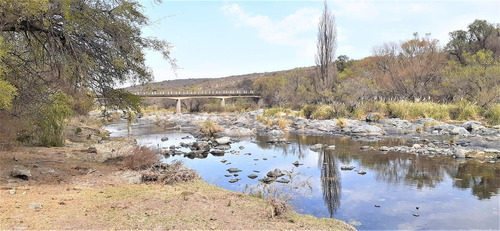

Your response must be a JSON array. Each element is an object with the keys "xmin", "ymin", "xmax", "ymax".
[
  {"xmin": 176, "ymin": 99, "xmax": 181, "ymax": 114},
  {"xmin": 221, "ymin": 98, "xmax": 226, "ymax": 107}
]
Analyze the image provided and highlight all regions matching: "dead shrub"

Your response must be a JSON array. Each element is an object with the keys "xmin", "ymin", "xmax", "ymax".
[
  {"xmin": 268, "ymin": 198, "xmax": 291, "ymax": 218},
  {"xmin": 122, "ymin": 146, "xmax": 159, "ymax": 170},
  {"xmin": 141, "ymin": 161, "xmax": 199, "ymax": 185}
]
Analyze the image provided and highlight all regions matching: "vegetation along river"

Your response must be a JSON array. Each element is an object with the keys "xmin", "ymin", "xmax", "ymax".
[{"xmin": 105, "ymin": 122, "xmax": 499, "ymax": 230}]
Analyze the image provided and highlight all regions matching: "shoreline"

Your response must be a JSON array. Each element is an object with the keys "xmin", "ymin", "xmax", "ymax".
[
  {"xmin": 135, "ymin": 109, "xmax": 500, "ymax": 161},
  {"xmin": 0, "ymin": 115, "xmax": 355, "ymax": 230}
]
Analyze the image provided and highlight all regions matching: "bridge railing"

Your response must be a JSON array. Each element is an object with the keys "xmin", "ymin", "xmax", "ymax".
[{"xmin": 133, "ymin": 90, "xmax": 256, "ymax": 96}]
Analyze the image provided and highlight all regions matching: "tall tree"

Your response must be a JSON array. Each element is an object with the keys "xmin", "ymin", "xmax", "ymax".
[
  {"xmin": 0, "ymin": 0, "xmax": 174, "ymax": 113},
  {"xmin": 446, "ymin": 19, "xmax": 500, "ymax": 65},
  {"xmin": 0, "ymin": 0, "xmax": 174, "ymax": 145},
  {"xmin": 315, "ymin": 0, "xmax": 337, "ymax": 95}
]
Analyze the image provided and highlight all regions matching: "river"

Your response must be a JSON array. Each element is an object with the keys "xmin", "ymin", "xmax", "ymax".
[{"xmin": 105, "ymin": 122, "xmax": 500, "ymax": 230}]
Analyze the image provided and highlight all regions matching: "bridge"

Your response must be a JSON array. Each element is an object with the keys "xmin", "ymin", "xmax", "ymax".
[{"xmin": 132, "ymin": 90, "xmax": 260, "ymax": 113}]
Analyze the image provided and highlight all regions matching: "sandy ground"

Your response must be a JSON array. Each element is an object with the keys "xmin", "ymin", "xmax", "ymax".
[{"xmin": 0, "ymin": 140, "xmax": 354, "ymax": 230}]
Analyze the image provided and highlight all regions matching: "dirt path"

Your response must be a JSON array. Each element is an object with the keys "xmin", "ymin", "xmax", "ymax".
[{"xmin": 0, "ymin": 145, "xmax": 354, "ymax": 230}]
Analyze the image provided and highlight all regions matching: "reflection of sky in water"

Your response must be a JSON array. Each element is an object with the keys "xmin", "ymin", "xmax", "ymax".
[{"xmin": 105, "ymin": 122, "xmax": 500, "ymax": 230}]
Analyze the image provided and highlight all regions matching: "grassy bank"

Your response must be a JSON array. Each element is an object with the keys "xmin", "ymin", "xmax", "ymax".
[{"xmin": 258, "ymin": 101, "xmax": 500, "ymax": 126}]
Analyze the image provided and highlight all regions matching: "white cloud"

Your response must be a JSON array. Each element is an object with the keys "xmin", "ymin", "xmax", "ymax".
[{"xmin": 221, "ymin": 3, "xmax": 320, "ymax": 47}]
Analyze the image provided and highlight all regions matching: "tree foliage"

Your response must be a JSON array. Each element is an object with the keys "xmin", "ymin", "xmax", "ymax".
[
  {"xmin": 0, "ymin": 0, "xmax": 173, "ymax": 145},
  {"xmin": 442, "ymin": 49, "xmax": 500, "ymax": 106},
  {"xmin": 446, "ymin": 19, "xmax": 500, "ymax": 65}
]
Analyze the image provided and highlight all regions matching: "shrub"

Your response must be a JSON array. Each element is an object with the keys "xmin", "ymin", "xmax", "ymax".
[
  {"xmin": 300, "ymin": 104, "xmax": 317, "ymax": 119},
  {"xmin": 484, "ymin": 104, "xmax": 500, "ymax": 125},
  {"xmin": 263, "ymin": 108, "xmax": 283, "ymax": 117},
  {"xmin": 35, "ymin": 91, "xmax": 73, "ymax": 147},
  {"xmin": 311, "ymin": 105, "xmax": 335, "ymax": 120},
  {"xmin": 277, "ymin": 117, "xmax": 289, "ymax": 130},
  {"xmin": 122, "ymin": 146, "xmax": 159, "ymax": 170},
  {"xmin": 337, "ymin": 118, "xmax": 349, "ymax": 128},
  {"xmin": 199, "ymin": 120, "xmax": 223, "ymax": 137},
  {"xmin": 75, "ymin": 127, "xmax": 83, "ymax": 134},
  {"xmin": 350, "ymin": 108, "xmax": 365, "ymax": 120},
  {"xmin": 386, "ymin": 101, "xmax": 450, "ymax": 120},
  {"xmin": 450, "ymin": 100, "xmax": 481, "ymax": 121}
]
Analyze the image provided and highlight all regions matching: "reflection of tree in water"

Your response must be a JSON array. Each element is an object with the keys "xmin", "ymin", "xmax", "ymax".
[
  {"xmin": 447, "ymin": 160, "xmax": 500, "ymax": 200},
  {"xmin": 318, "ymin": 149, "xmax": 341, "ymax": 218}
]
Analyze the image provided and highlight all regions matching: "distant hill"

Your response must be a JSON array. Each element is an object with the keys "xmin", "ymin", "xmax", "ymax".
[{"xmin": 126, "ymin": 66, "xmax": 316, "ymax": 92}]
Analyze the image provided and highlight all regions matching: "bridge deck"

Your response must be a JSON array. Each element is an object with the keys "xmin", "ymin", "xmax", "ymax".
[{"xmin": 133, "ymin": 90, "xmax": 259, "ymax": 98}]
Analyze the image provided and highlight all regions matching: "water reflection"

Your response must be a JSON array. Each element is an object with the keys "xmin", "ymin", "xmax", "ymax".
[
  {"xmin": 105, "ymin": 123, "xmax": 500, "ymax": 230},
  {"xmin": 449, "ymin": 161, "xmax": 500, "ymax": 200},
  {"xmin": 319, "ymin": 149, "xmax": 341, "ymax": 218}
]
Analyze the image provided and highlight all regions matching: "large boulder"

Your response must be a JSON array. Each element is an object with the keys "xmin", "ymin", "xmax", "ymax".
[
  {"xmin": 349, "ymin": 125, "xmax": 384, "ymax": 135},
  {"xmin": 462, "ymin": 121, "xmax": 485, "ymax": 133},
  {"xmin": 310, "ymin": 143, "xmax": 323, "ymax": 151},
  {"xmin": 266, "ymin": 169, "xmax": 285, "ymax": 178},
  {"xmin": 215, "ymin": 137, "xmax": 231, "ymax": 145},
  {"xmin": 10, "ymin": 165, "xmax": 31, "ymax": 180}
]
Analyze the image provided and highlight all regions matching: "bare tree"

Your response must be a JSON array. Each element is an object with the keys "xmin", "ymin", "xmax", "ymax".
[{"xmin": 315, "ymin": 0, "xmax": 337, "ymax": 94}]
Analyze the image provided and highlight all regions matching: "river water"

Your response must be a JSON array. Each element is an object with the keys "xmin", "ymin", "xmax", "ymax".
[{"xmin": 105, "ymin": 122, "xmax": 500, "ymax": 230}]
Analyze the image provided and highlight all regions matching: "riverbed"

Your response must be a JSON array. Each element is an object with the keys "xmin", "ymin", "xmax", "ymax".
[{"xmin": 105, "ymin": 121, "xmax": 500, "ymax": 230}]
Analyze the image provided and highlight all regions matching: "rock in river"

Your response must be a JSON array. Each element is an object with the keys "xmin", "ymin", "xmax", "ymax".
[
  {"xmin": 340, "ymin": 165, "xmax": 355, "ymax": 171},
  {"xmin": 215, "ymin": 136, "xmax": 231, "ymax": 145},
  {"xmin": 247, "ymin": 174, "xmax": 258, "ymax": 179},
  {"xmin": 276, "ymin": 178, "xmax": 290, "ymax": 184},
  {"xmin": 229, "ymin": 178, "xmax": 240, "ymax": 183},
  {"xmin": 310, "ymin": 144, "xmax": 323, "ymax": 151},
  {"xmin": 227, "ymin": 168, "xmax": 242, "ymax": 173},
  {"xmin": 266, "ymin": 169, "xmax": 285, "ymax": 178}
]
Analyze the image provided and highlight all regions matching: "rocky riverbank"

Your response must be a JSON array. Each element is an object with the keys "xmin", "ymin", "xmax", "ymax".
[{"xmin": 137, "ymin": 109, "xmax": 500, "ymax": 161}]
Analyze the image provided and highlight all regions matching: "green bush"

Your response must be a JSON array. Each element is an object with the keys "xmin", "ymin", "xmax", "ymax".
[
  {"xmin": 386, "ymin": 101, "xmax": 450, "ymax": 120},
  {"xmin": 300, "ymin": 104, "xmax": 317, "ymax": 119},
  {"xmin": 450, "ymin": 100, "xmax": 481, "ymax": 121},
  {"xmin": 36, "ymin": 91, "xmax": 73, "ymax": 147},
  {"xmin": 263, "ymin": 108, "xmax": 283, "ymax": 117},
  {"xmin": 484, "ymin": 104, "xmax": 500, "ymax": 125},
  {"xmin": 311, "ymin": 105, "xmax": 335, "ymax": 120}
]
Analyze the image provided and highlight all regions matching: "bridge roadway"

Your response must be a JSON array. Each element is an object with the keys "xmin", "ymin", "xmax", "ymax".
[{"xmin": 133, "ymin": 90, "xmax": 260, "ymax": 114}]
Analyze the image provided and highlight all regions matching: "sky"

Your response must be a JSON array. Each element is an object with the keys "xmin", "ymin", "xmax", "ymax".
[{"xmin": 140, "ymin": 0, "xmax": 500, "ymax": 83}]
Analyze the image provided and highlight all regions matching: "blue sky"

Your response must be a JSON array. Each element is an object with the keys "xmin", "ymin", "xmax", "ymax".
[{"xmin": 140, "ymin": 0, "xmax": 499, "ymax": 82}]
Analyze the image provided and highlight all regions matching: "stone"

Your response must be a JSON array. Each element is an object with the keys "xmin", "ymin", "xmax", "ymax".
[
  {"xmin": 9, "ymin": 189, "xmax": 16, "ymax": 195},
  {"xmin": 412, "ymin": 144, "xmax": 422, "ymax": 149},
  {"xmin": 247, "ymin": 174, "xmax": 258, "ymax": 179},
  {"xmin": 121, "ymin": 171, "xmax": 142, "ymax": 184},
  {"xmin": 28, "ymin": 202, "xmax": 43, "ymax": 210},
  {"xmin": 360, "ymin": 145, "xmax": 373, "ymax": 150},
  {"xmin": 229, "ymin": 178, "xmax": 240, "ymax": 183},
  {"xmin": 365, "ymin": 113, "xmax": 381, "ymax": 122},
  {"xmin": 357, "ymin": 170, "xmax": 367, "ymax": 175},
  {"xmin": 292, "ymin": 161, "xmax": 302, "ymax": 167},
  {"xmin": 350, "ymin": 125, "xmax": 383, "ymax": 135},
  {"xmin": 210, "ymin": 149, "xmax": 225, "ymax": 156},
  {"xmin": 267, "ymin": 129, "xmax": 285, "ymax": 137},
  {"xmin": 227, "ymin": 168, "xmax": 242, "ymax": 173},
  {"xmin": 340, "ymin": 165, "xmax": 355, "ymax": 171},
  {"xmin": 215, "ymin": 137, "xmax": 231, "ymax": 145},
  {"xmin": 160, "ymin": 137, "xmax": 169, "ymax": 142},
  {"xmin": 193, "ymin": 141, "xmax": 210, "ymax": 151},
  {"xmin": 10, "ymin": 165, "xmax": 31, "ymax": 180},
  {"xmin": 259, "ymin": 177, "xmax": 275, "ymax": 184},
  {"xmin": 310, "ymin": 144, "xmax": 323, "ymax": 151},
  {"xmin": 453, "ymin": 147, "xmax": 468, "ymax": 158},
  {"xmin": 266, "ymin": 169, "xmax": 285, "ymax": 178},
  {"xmin": 462, "ymin": 121, "xmax": 484, "ymax": 132},
  {"xmin": 379, "ymin": 146, "xmax": 390, "ymax": 152},
  {"xmin": 326, "ymin": 145, "xmax": 336, "ymax": 150},
  {"xmin": 276, "ymin": 178, "xmax": 290, "ymax": 183}
]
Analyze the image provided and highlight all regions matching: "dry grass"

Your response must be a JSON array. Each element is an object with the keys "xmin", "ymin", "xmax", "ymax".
[
  {"xmin": 199, "ymin": 120, "xmax": 223, "ymax": 136},
  {"xmin": 122, "ymin": 146, "xmax": 159, "ymax": 170}
]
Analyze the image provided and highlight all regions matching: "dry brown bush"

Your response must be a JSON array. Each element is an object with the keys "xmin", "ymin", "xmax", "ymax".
[
  {"xmin": 141, "ymin": 161, "xmax": 199, "ymax": 185},
  {"xmin": 268, "ymin": 198, "xmax": 291, "ymax": 218},
  {"xmin": 122, "ymin": 146, "xmax": 159, "ymax": 170}
]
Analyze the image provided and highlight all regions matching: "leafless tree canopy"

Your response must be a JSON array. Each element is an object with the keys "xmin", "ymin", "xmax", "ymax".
[{"xmin": 315, "ymin": 0, "xmax": 337, "ymax": 93}]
